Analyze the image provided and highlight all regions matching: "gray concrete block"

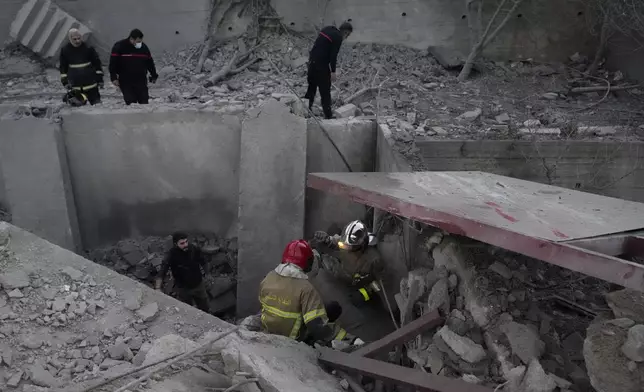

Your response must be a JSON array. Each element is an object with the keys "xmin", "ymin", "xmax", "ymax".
[
  {"xmin": 0, "ymin": 118, "xmax": 80, "ymax": 251},
  {"xmin": 61, "ymin": 109, "xmax": 241, "ymax": 249},
  {"xmin": 305, "ymin": 118, "xmax": 376, "ymax": 238},
  {"xmin": 236, "ymin": 99, "xmax": 307, "ymax": 316}
]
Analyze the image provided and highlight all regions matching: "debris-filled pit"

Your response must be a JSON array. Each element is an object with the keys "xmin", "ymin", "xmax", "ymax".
[{"xmin": 86, "ymin": 234, "xmax": 239, "ymax": 321}]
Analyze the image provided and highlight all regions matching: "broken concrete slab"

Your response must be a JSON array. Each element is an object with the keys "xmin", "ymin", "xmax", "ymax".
[
  {"xmin": 500, "ymin": 322, "xmax": 545, "ymax": 365},
  {"xmin": 435, "ymin": 325, "xmax": 487, "ymax": 364},
  {"xmin": 334, "ymin": 104, "xmax": 358, "ymax": 118},
  {"xmin": 10, "ymin": 0, "xmax": 92, "ymax": 59},
  {"xmin": 584, "ymin": 318, "xmax": 644, "ymax": 392},
  {"xmin": 518, "ymin": 359, "xmax": 556, "ymax": 392},
  {"xmin": 622, "ymin": 324, "xmax": 644, "ymax": 362},
  {"xmin": 142, "ymin": 334, "xmax": 199, "ymax": 367},
  {"xmin": 209, "ymin": 329, "xmax": 345, "ymax": 392},
  {"xmin": 237, "ymin": 99, "xmax": 307, "ymax": 316},
  {"xmin": 0, "ymin": 270, "xmax": 30, "ymax": 289}
]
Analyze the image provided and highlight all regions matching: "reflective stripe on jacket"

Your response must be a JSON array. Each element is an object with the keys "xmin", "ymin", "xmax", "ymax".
[{"xmin": 259, "ymin": 264, "xmax": 347, "ymax": 341}]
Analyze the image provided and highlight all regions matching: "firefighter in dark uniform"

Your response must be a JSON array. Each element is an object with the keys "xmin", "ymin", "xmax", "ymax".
[
  {"xmin": 304, "ymin": 22, "xmax": 353, "ymax": 119},
  {"xmin": 59, "ymin": 28, "xmax": 104, "ymax": 105},
  {"xmin": 109, "ymin": 29, "xmax": 158, "ymax": 105}
]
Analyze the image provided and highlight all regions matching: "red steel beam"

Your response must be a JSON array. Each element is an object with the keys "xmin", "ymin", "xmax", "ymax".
[
  {"xmin": 318, "ymin": 347, "xmax": 494, "ymax": 392},
  {"xmin": 308, "ymin": 174, "xmax": 644, "ymax": 292},
  {"xmin": 352, "ymin": 310, "xmax": 443, "ymax": 358}
]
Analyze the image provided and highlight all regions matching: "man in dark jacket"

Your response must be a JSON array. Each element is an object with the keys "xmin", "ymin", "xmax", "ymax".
[
  {"xmin": 59, "ymin": 28, "xmax": 104, "ymax": 105},
  {"xmin": 155, "ymin": 232, "xmax": 210, "ymax": 312},
  {"xmin": 109, "ymin": 29, "xmax": 158, "ymax": 105},
  {"xmin": 304, "ymin": 22, "xmax": 353, "ymax": 119}
]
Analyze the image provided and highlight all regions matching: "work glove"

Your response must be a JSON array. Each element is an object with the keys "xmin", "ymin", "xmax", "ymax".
[
  {"xmin": 313, "ymin": 231, "xmax": 330, "ymax": 244},
  {"xmin": 149, "ymin": 74, "xmax": 158, "ymax": 84},
  {"xmin": 60, "ymin": 75, "xmax": 68, "ymax": 87}
]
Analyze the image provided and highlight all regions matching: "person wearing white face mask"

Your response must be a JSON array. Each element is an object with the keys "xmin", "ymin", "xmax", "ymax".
[{"xmin": 109, "ymin": 29, "xmax": 159, "ymax": 105}]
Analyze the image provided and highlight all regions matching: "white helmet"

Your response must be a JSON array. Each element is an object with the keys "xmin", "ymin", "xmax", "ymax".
[{"xmin": 339, "ymin": 220, "xmax": 377, "ymax": 250}]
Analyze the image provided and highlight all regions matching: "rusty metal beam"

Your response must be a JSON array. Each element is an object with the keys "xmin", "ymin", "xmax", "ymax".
[
  {"xmin": 352, "ymin": 310, "xmax": 443, "ymax": 358},
  {"xmin": 319, "ymin": 347, "xmax": 494, "ymax": 392},
  {"xmin": 308, "ymin": 174, "xmax": 644, "ymax": 292}
]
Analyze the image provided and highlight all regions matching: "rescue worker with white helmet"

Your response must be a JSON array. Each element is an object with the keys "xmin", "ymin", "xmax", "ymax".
[
  {"xmin": 313, "ymin": 220, "xmax": 385, "ymax": 307},
  {"xmin": 258, "ymin": 239, "xmax": 361, "ymax": 347}
]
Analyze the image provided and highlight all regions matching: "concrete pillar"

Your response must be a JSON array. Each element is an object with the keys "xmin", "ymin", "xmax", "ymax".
[
  {"xmin": 0, "ymin": 118, "xmax": 80, "ymax": 252},
  {"xmin": 236, "ymin": 99, "xmax": 307, "ymax": 316}
]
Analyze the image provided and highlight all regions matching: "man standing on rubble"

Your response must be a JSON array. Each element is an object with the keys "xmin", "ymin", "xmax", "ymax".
[
  {"xmin": 312, "ymin": 220, "xmax": 385, "ymax": 308},
  {"xmin": 304, "ymin": 22, "xmax": 353, "ymax": 119},
  {"xmin": 258, "ymin": 239, "xmax": 363, "ymax": 347},
  {"xmin": 109, "ymin": 29, "xmax": 158, "ymax": 105},
  {"xmin": 155, "ymin": 232, "xmax": 210, "ymax": 313},
  {"xmin": 59, "ymin": 28, "xmax": 104, "ymax": 105}
]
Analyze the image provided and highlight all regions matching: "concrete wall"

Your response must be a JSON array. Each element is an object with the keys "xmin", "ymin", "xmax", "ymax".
[
  {"xmin": 305, "ymin": 118, "xmax": 376, "ymax": 238},
  {"xmin": 606, "ymin": 33, "xmax": 644, "ymax": 82},
  {"xmin": 62, "ymin": 108, "xmax": 241, "ymax": 249},
  {"xmin": 0, "ymin": 117, "xmax": 80, "ymax": 251},
  {"xmin": 0, "ymin": 0, "xmax": 27, "ymax": 46},
  {"xmin": 417, "ymin": 140, "xmax": 644, "ymax": 203},
  {"xmin": 272, "ymin": 0, "xmax": 594, "ymax": 61}
]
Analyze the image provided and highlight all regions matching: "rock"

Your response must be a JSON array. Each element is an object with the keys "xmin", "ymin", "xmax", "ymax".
[
  {"xmin": 52, "ymin": 298, "xmax": 66, "ymax": 312},
  {"xmin": 540, "ymin": 92, "xmax": 559, "ymax": 100},
  {"xmin": 108, "ymin": 342, "xmax": 134, "ymax": 361},
  {"xmin": 100, "ymin": 358, "xmax": 130, "ymax": 370},
  {"xmin": 291, "ymin": 56, "xmax": 308, "ymax": 69},
  {"xmin": 118, "ymin": 242, "xmax": 146, "ymax": 266},
  {"xmin": 0, "ymin": 270, "xmax": 30, "ymax": 289},
  {"xmin": 435, "ymin": 326, "xmax": 487, "ymax": 363},
  {"xmin": 8, "ymin": 288, "xmax": 24, "ymax": 298},
  {"xmin": 519, "ymin": 359, "xmax": 556, "ymax": 392},
  {"xmin": 462, "ymin": 374, "xmax": 482, "ymax": 384},
  {"xmin": 577, "ymin": 125, "xmax": 620, "ymax": 136},
  {"xmin": 29, "ymin": 364, "xmax": 58, "ymax": 387},
  {"xmin": 159, "ymin": 65, "xmax": 176, "ymax": 79},
  {"xmin": 22, "ymin": 336, "xmax": 43, "ymax": 349},
  {"xmin": 447, "ymin": 309, "xmax": 470, "ymax": 336},
  {"xmin": 3, "ymin": 349, "xmax": 13, "ymax": 366},
  {"xmin": 523, "ymin": 119, "xmax": 542, "ymax": 128},
  {"xmin": 500, "ymin": 322, "xmax": 545, "ymax": 365},
  {"xmin": 607, "ymin": 318, "xmax": 636, "ymax": 328},
  {"xmin": 22, "ymin": 385, "xmax": 50, "ymax": 392},
  {"xmin": 427, "ymin": 278, "xmax": 449, "ymax": 314},
  {"xmin": 489, "ymin": 262, "xmax": 512, "ymax": 280},
  {"xmin": 334, "ymin": 104, "xmax": 358, "ymax": 118},
  {"xmin": 137, "ymin": 302, "xmax": 159, "ymax": 322},
  {"xmin": 424, "ymin": 82, "xmax": 439, "ymax": 89},
  {"xmin": 584, "ymin": 318, "xmax": 643, "ymax": 392},
  {"xmin": 203, "ymin": 59, "xmax": 214, "ymax": 72},
  {"xmin": 124, "ymin": 290, "xmax": 143, "ymax": 311},
  {"xmin": 495, "ymin": 113, "xmax": 510, "ymax": 124},
  {"xmin": 606, "ymin": 289, "xmax": 644, "ymax": 323},
  {"xmin": 143, "ymin": 335, "xmax": 198, "ymax": 366},
  {"xmin": 128, "ymin": 336, "xmax": 144, "ymax": 351},
  {"xmin": 457, "ymin": 108, "xmax": 482, "ymax": 122},
  {"xmin": 622, "ymin": 325, "xmax": 644, "ymax": 362},
  {"xmin": 426, "ymin": 344, "xmax": 445, "ymax": 374},
  {"xmin": 548, "ymin": 373, "xmax": 572, "ymax": 390},
  {"xmin": 7, "ymin": 370, "xmax": 24, "ymax": 387},
  {"xmin": 60, "ymin": 267, "xmax": 83, "ymax": 281},
  {"xmin": 427, "ymin": 46, "xmax": 465, "ymax": 70}
]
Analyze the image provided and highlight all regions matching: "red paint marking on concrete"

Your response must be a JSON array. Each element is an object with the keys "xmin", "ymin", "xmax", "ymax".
[
  {"xmin": 494, "ymin": 208, "xmax": 518, "ymax": 223},
  {"xmin": 485, "ymin": 201, "xmax": 500, "ymax": 208},
  {"xmin": 552, "ymin": 229, "xmax": 569, "ymax": 239}
]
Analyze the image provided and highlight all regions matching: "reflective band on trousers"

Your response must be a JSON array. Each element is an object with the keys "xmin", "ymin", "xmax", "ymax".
[
  {"xmin": 359, "ymin": 287, "xmax": 370, "ymax": 301},
  {"xmin": 69, "ymin": 62, "xmax": 91, "ymax": 68},
  {"xmin": 260, "ymin": 300, "xmax": 303, "ymax": 339},
  {"xmin": 72, "ymin": 83, "xmax": 98, "ymax": 91},
  {"xmin": 334, "ymin": 328, "xmax": 347, "ymax": 341}
]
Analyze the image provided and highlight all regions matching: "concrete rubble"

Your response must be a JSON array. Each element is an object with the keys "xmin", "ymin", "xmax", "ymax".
[{"xmin": 394, "ymin": 231, "xmax": 644, "ymax": 392}]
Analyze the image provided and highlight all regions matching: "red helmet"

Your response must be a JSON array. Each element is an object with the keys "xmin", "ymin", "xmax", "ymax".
[{"xmin": 281, "ymin": 240, "xmax": 314, "ymax": 270}]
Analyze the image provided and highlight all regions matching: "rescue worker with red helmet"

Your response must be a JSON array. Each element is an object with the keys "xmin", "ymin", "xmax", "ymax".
[
  {"xmin": 313, "ymin": 220, "xmax": 385, "ymax": 307},
  {"xmin": 258, "ymin": 239, "xmax": 359, "ymax": 347}
]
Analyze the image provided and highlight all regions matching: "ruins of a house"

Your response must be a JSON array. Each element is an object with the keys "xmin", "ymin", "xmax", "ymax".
[{"xmin": 1, "ymin": 0, "xmax": 644, "ymax": 391}]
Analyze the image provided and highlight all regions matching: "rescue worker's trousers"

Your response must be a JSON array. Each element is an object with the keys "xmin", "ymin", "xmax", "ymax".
[
  {"xmin": 120, "ymin": 80, "xmax": 149, "ymax": 105},
  {"xmin": 70, "ymin": 86, "xmax": 101, "ymax": 105},
  {"xmin": 175, "ymin": 282, "xmax": 210, "ymax": 313},
  {"xmin": 304, "ymin": 62, "xmax": 333, "ymax": 119}
]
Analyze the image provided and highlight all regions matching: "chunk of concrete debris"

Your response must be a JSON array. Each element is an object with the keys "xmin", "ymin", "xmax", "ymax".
[
  {"xmin": 584, "ymin": 318, "xmax": 642, "ymax": 392},
  {"xmin": 436, "ymin": 326, "xmax": 487, "ymax": 363},
  {"xmin": 495, "ymin": 113, "xmax": 511, "ymax": 124},
  {"xmin": 622, "ymin": 324, "xmax": 644, "ymax": 362},
  {"xmin": 124, "ymin": 290, "xmax": 143, "ymax": 311},
  {"xmin": 605, "ymin": 289, "xmax": 644, "ymax": 324},
  {"xmin": 489, "ymin": 262, "xmax": 512, "ymax": 280},
  {"xmin": 60, "ymin": 266, "xmax": 83, "ymax": 281},
  {"xmin": 577, "ymin": 125, "xmax": 620, "ymax": 136},
  {"xmin": 108, "ymin": 342, "xmax": 134, "ymax": 361},
  {"xmin": 0, "ymin": 270, "xmax": 30, "ymax": 289},
  {"xmin": 7, "ymin": 370, "xmax": 24, "ymax": 387},
  {"xmin": 540, "ymin": 92, "xmax": 559, "ymax": 100},
  {"xmin": 8, "ymin": 288, "xmax": 24, "ymax": 298},
  {"xmin": 334, "ymin": 104, "xmax": 358, "ymax": 118},
  {"xmin": 457, "ymin": 108, "xmax": 482, "ymax": 122},
  {"xmin": 137, "ymin": 302, "xmax": 159, "ymax": 322},
  {"xmin": 607, "ymin": 318, "xmax": 636, "ymax": 328},
  {"xmin": 523, "ymin": 119, "xmax": 542, "ymax": 127},
  {"xmin": 22, "ymin": 385, "xmax": 50, "ymax": 392},
  {"xmin": 500, "ymin": 322, "xmax": 545, "ymax": 364},
  {"xmin": 143, "ymin": 335, "xmax": 198, "ymax": 366},
  {"xmin": 28, "ymin": 364, "xmax": 58, "ymax": 387},
  {"xmin": 427, "ymin": 278, "xmax": 450, "ymax": 314},
  {"xmin": 519, "ymin": 359, "xmax": 556, "ymax": 392}
]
